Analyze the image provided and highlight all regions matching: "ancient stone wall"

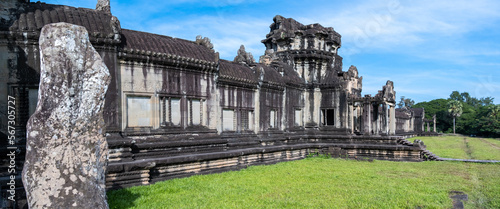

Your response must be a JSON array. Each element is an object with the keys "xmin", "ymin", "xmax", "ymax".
[{"xmin": 0, "ymin": 3, "xmax": 434, "ymax": 207}]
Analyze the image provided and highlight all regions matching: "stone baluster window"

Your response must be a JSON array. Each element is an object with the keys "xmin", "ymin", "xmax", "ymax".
[
  {"xmin": 160, "ymin": 97, "xmax": 181, "ymax": 126},
  {"xmin": 240, "ymin": 109, "xmax": 249, "ymax": 130},
  {"xmin": 294, "ymin": 109, "xmax": 302, "ymax": 126},
  {"xmin": 222, "ymin": 109, "xmax": 235, "ymax": 131},
  {"xmin": 188, "ymin": 99, "xmax": 202, "ymax": 126},
  {"xmin": 270, "ymin": 110, "xmax": 276, "ymax": 128}
]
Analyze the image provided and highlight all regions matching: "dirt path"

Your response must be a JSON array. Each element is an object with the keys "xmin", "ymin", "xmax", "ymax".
[
  {"xmin": 463, "ymin": 138, "xmax": 473, "ymax": 159},
  {"xmin": 477, "ymin": 138, "xmax": 500, "ymax": 150}
]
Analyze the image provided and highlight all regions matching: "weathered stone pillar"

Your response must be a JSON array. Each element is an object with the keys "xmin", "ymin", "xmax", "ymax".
[
  {"xmin": 373, "ymin": 104, "xmax": 379, "ymax": 135},
  {"xmin": 349, "ymin": 104, "xmax": 354, "ymax": 133},
  {"xmin": 426, "ymin": 122, "xmax": 430, "ymax": 132},
  {"xmin": 22, "ymin": 23, "xmax": 110, "ymax": 209},
  {"xmin": 383, "ymin": 103, "xmax": 388, "ymax": 134},
  {"xmin": 433, "ymin": 115, "xmax": 437, "ymax": 132},
  {"xmin": 313, "ymin": 88, "xmax": 321, "ymax": 126},
  {"xmin": 253, "ymin": 88, "xmax": 260, "ymax": 133},
  {"xmin": 389, "ymin": 105, "xmax": 396, "ymax": 135},
  {"xmin": 362, "ymin": 100, "xmax": 371, "ymax": 135}
]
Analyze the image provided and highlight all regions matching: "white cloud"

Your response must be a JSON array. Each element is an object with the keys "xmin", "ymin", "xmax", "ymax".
[
  {"xmin": 307, "ymin": 0, "xmax": 500, "ymax": 54},
  {"xmin": 142, "ymin": 15, "xmax": 269, "ymax": 60}
]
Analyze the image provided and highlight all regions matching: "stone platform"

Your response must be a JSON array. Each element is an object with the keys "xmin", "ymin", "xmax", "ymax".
[{"xmin": 105, "ymin": 132, "xmax": 426, "ymax": 189}]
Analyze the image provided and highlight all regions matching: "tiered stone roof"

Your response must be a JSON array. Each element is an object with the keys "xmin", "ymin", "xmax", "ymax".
[
  {"xmin": 218, "ymin": 60, "xmax": 259, "ymax": 88},
  {"xmin": 262, "ymin": 15, "xmax": 341, "ymax": 46},
  {"xmin": 5, "ymin": 1, "xmax": 120, "ymax": 44},
  {"xmin": 119, "ymin": 29, "xmax": 218, "ymax": 71}
]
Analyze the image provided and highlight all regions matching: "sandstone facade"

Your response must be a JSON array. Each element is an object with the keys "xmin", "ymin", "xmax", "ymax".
[{"xmin": 0, "ymin": 0, "xmax": 434, "ymax": 207}]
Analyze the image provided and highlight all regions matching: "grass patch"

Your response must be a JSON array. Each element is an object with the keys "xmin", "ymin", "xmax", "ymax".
[
  {"xmin": 468, "ymin": 138, "xmax": 500, "ymax": 160},
  {"xmin": 414, "ymin": 136, "xmax": 500, "ymax": 160},
  {"xmin": 107, "ymin": 158, "xmax": 500, "ymax": 209},
  {"xmin": 484, "ymin": 138, "xmax": 500, "ymax": 147},
  {"xmin": 414, "ymin": 136, "xmax": 470, "ymax": 159}
]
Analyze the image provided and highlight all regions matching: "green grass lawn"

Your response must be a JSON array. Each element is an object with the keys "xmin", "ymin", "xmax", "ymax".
[
  {"xmin": 107, "ymin": 135, "xmax": 500, "ymax": 208},
  {"xmin": 108, "ymin": 160, "xmax": 499, "ymax": 208},
  {"xmin": 414, "ymin": 136, "xmax": 500, "ymax": 160}
]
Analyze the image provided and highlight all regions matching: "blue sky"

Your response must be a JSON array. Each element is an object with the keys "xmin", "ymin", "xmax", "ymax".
[{"xmin": 44, "ymin": 0, "xmax": 500, "ymax": 104}]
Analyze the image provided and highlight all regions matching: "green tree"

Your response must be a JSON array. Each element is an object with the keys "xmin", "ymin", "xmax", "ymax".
[
  {"xmin": 472, "ymin": 104, "xmax": 500, "ymax": 137},
  {"xmin": 489, "ymin": 104, "xmax": 500, "ymax": 119},
  {"xmin": 479, "ymin": 97, "xmax": 494, "ymax": 106},
  {"xmin": 414, "ymin": 91, "xmax": 495, "ymax": 136},
  {"xmin": 449, "ymin": 91, "xmax": 464, "ymax": 102},
  {"xmin": 447, "ymin": 100, "xmax": 463, "ymax": 134},
  {"xmin": 413, "ymin": 99, "xmax": 451, "ymax": 133},
  {"xmin": 397, "ymin": 96, "xmax": 415, "ymax": 108}
]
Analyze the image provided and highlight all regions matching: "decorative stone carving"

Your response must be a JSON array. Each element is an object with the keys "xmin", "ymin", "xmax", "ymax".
[
  {"xmin": 196, "ymin": 35, "xmax": 214, "ymax": 52},
  {"xmin": 111, "ymin": 16, "xmax": 121, "ymax": 41},
  {"xmin": 234, "ymin": 45, "xmax": 255, "ymax": 65},
  {"xmin": 259, "ymin": 49, "xmax": 277, "ymax": 65},
  {"xmin": 382, "ymin": 80, "xmax": 396, "ymax": 101},
  {"xmin": 96, "ymin": 0, "xmax": 111, "ymax": 14},
  {"xmin": 22, "ymin": 23, "xmax": 110, "ymax": 209},
  {"xmin": 374, "ymin": 80, "xmax": 395, "ymax": 102}
]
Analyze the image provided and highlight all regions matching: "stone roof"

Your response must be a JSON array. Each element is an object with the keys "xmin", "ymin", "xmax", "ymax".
[
  {"xmin": 5, "ymin": 1, "xmax": 120, "ymax": 44},
  {"xmin": 218, "ymin": 60, "xmax": 258, "ymax": 87},
  {"xmin": 411, "ymin": 108, "xmax": 425, "ymax": 117},
  {"xmin": 322, "ymin": 73, "xmax": 343, "ymax": 87},
  {"xmin": 120, "ymin": 29, "xmax": 218, "ymax": 63},
  {"xmin": 395, "ymin": 108, "xmax": 412, "ymax": 119},
  {"xmin": 268, "ymin": 61, "xmax": 303, "ymax": 88},
  {"xmin": 258, "ymin": 63, "xmax": 284, "ymax": 87}
]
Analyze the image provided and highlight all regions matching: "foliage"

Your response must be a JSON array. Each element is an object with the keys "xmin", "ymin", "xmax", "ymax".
[
  {"xmin": 449, "ymin": 91, "xmax": 494, "ymax": 108},
  {"xmin": 107, "ymin": 157, "xmax": 500, "ymax": 209},
  {"xmin": 447, "ymin": 100, "xmax": 463, "ymax": 118},
  {"xmin": 414, "ymin": 91, "xmax": 499, "ymax": 137},
  {"xmin": 413, "ymin": 99, "xmax": 451, "ymax": 133},
  {"xmin": 397, "ymin": 96, "xmax": 415, "ymax": 108}
]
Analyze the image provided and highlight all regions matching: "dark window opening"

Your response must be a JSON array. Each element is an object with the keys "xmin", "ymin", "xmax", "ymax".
[{"xmin": 321, "ymin": 109, "xmax": 335, "ymax": 126}]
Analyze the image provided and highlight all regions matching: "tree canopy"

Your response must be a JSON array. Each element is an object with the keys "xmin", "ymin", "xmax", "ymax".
[
  {"xmin": 447, "ymin": 100, "xmax": 462, "ymax": 134},
  {"xmin": 447, "ymin": 100, "xmax": 463, "ymax": 118},
  {"xmin": 411, "ymin": 91, "xmax": 499, "ymax": 137},
  {"xmin": 397, "ymin": 96, "xmax": 415, "ymax": 108}
]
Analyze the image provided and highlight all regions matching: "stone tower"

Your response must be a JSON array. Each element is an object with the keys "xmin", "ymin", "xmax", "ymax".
[{"xmin": 261, "ymin": 15, "xmax": 342, "ymax": 84}]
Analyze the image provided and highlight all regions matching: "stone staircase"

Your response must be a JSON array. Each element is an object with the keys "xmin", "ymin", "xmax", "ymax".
[{"xmin": 396, "ymin": 138, "xmax": 441, "ymax": 161}]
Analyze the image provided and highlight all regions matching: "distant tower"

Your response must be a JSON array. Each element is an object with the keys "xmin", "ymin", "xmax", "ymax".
[{"xmin": 261, "ymin": 15, "xmax": 342, "ymax": 84}]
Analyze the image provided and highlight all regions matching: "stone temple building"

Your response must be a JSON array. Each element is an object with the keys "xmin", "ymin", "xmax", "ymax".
[{"xmin": 0, "ymin": 0, "xmax": 437, "ymax": 206}]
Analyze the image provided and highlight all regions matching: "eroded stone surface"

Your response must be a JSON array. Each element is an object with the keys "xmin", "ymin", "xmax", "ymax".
[
  {"xmin": 96, "ymin": 0, "xmax": 111, "ymax": 13},
  {"xmin": 22, "ymin": 23, "xmax": 110, "ymax": 209}
]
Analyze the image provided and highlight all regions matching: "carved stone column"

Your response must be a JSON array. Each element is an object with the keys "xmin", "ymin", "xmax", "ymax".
[
  {"xmin": 362, "ymin": 100, "xmax": 371, "ymax": 135},
  {"xmin": 389, "ymin": 105, "xmax": 396, "ymax": 135},
  {"xmin": 373, "ymin": 103, "xmax": 379, "ymax": 135},
  {"xmin": 433, "ymin": 115, "xmax": 437, "ymax": 132},
  {"xmin": 381, "ymin": 103, "xmax": 388, "ymax": 134},
  {"xmin": 349, "ymin": 104, "xmax": 354, "ymax": 134}
]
